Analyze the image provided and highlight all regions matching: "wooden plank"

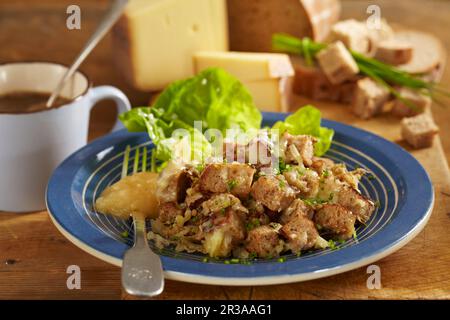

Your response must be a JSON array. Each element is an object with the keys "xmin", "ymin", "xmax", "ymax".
[{"xmin": 0, "ymin": 0, "xmax": 449, "ymax": 299}]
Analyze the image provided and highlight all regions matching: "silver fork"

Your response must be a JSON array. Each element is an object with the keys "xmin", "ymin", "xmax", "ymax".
[{"xmin": 121, "ymin": 146, "xmax": 164, "ymax": 297}]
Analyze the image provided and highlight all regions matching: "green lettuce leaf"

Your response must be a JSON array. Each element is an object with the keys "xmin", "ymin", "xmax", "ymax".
[
  {"xmin": 153, "ymin": 68, "xmax": 262, "ymax": 133},
  {"xmin": 272, "ymin": 105, "xmax": 334, "ymax": 156},
  {"xmin": 119, "ymin": 107, "xmax": 211, "ymax": 163},
  {"xmin": 119, "ymin": 68, "xmax": 261, "ymax": 164}
]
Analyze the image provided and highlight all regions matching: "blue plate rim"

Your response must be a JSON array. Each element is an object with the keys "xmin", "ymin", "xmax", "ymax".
[{"xmin": 46, "ymin": 112, "xmax": 434, "ymax": 286}]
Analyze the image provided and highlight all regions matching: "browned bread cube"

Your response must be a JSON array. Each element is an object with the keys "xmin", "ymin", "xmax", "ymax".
[
  {"xmin": 330, "ymin": 20, "xmax": 370, "ymax": 55},
  {"xmin": 401, "ymin": 113, "xmax": 439, "ymax": 149},
  {"xmin": 250, "ymin": 175, "xmax": 296, "ymax": 212},
  {"xmin": 199, "ymin": 163, "xmax": 255, "ymax": 199},
  {"xmin": 316, "ymin": 41, "xmax": 359, "ymax": 85},
  {"xmin": 351, "ymin": 78, "xmax": 390, "ymax": 119},
  {"xmin": 391, "ymin": 88, "xmax": 431, "ymax": 118},
  {"xmin": 245, "ymin": 225, "xmax": 283, "ymax": 258},
  {"xmin": 314, "ymin": 204, "xmax": 356, "ymax": 240}
]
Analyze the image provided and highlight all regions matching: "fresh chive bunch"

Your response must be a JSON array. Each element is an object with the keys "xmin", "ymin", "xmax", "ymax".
[{"xmin": 272, "ymin": 33, "xmax": 450, "ymax": 109}]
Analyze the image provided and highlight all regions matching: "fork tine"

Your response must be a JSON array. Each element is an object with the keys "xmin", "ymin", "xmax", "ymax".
[
  {"xmin": 133, "ymin": 147, "xmax": 140, "ymax": 174},
  {"xmin": 142, "ymin": 146, "xmax": 147, "ymax": 172},
  {"xmin": 121, "ymin": 145, "xmax": 131, "ymax": 179}
]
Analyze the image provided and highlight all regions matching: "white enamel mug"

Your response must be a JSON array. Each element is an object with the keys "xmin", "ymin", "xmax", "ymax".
[{"xmin": 0, "ymin": 62, "xmax": 131, "ymax": 212}]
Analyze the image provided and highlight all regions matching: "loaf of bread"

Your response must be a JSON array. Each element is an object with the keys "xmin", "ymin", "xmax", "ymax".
[{"xmin": 227, "ymin": 0, "xmax": 340, "ymax": 52}]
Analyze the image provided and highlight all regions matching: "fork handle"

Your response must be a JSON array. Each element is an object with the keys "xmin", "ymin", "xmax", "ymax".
[{"xmin": 132, "ymin": 216, "xmax": 148, "ymax": 249}]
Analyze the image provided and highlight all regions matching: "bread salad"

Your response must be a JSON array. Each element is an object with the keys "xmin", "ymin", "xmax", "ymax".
[{"xmin": 95, "ymin": 68, "xmax": 376, "ymax": 260}]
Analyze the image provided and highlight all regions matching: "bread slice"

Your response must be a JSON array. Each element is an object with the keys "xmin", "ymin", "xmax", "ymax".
[
  {"xmin": 394, "ymin": 30, "xmax": 446, "ymax": 75},
  {"xmin": 374, "ymin": 39, "xmax": 413, "ymax": 65},
  {"xmin": 227, "ymin": 0, "xmax": 340, "ymax": 52}
]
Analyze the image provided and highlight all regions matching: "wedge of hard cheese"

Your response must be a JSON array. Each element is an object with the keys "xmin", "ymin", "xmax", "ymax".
[
  {"xmin": 193, "ymin": 51, "xmax": 294, "ymax": 112},
  {"xmin": 194, "ymin": 51, "xmax": 294, "ymax": 81},
  {"xmin": 227, "ymin": 0, "xmax": 340, "ymax": 52},
  {"xmin": 112, "ymin": 0, "xmax": 228, "ymax": 91}
]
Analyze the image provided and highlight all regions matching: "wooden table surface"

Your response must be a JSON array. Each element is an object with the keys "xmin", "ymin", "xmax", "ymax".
[{"xmin": 0, "ymin": 0, "xmax": 449, "ymax": 300}]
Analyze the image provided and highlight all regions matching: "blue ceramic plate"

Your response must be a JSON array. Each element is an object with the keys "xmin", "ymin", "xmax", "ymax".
[{"xmin": 46, "ymin": 112, "xmax": 434, "ymax": 286}]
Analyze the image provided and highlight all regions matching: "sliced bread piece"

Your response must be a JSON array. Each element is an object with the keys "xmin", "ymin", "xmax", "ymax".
[
  {"xmin": 395, "ymin": 30, "xmax": 445, "ymax": 75},
  {"xmin": 375, "ymin": 38, "xmax": 413, "ymax": 65}
]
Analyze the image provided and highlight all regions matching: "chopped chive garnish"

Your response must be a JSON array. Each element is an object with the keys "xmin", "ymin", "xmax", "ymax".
[
  {"xmin": 202, "ymin": 257, "xmax": 209, "ymax": 263},
  {"xmin": 230, "ymin": 258, "xmax": 240, "ymax": 264},
  {"xmin": 196, "ymin": 163, "xmax": 205, "ymax": 173},
  {"xmin": 121, "ymin": 145, "xmax": 131, "ymax": 179},
  {"xmin": 328, "ymin": 239, "xmax": 337, "ymax": 250},
  {"xmin": 277, "ymin": 257, "xmax": 286, "ymax": 263},
  {"xmin": 248, "ymin": 252, "xmax": 257, "ymax": 260},
  {"xmin": 227, "ymin": 179, "xmax": 238, "ymax": 191}
]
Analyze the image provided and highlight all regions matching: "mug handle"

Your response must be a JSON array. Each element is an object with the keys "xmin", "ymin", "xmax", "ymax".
[{"xmin": 88, "ymin": 85, "xmax": 131, "ymax": 132}]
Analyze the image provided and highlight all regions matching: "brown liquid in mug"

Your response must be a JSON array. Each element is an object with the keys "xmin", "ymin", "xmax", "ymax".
[{"xmin": 0, "ymin": 91, "xmax": 71, "ymax": 114}]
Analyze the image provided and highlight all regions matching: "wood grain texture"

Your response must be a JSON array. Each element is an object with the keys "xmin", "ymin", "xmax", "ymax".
[{"xmin": 0, "ymin": 0, "xmax": 450, "ymax": 300}]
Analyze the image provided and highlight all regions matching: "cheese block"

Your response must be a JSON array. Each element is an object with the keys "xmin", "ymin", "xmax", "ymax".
[
  {"xmin": 244, "ymin": 78, "xmax": 293, "ymax": 113},
  {"xmin": 112, "ymin": 0, "xmax": 228, "ymax": 91},
  {"xmin": 227, "ymin": 0, "xmax": 340, "ymax": 52},
  {"xmin": 193, "ymin": 51, "xmax": 294, "ymax": 81}
]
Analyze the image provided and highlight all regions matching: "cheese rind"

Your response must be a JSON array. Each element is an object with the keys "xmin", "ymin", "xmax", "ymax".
[
  {"xmin": 112, "ymin": 0, "xmax": 228, "ymax": 91},
  {"xmin": 193, "ymin": 51, "xmax": 294, "ymax": 82}
]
